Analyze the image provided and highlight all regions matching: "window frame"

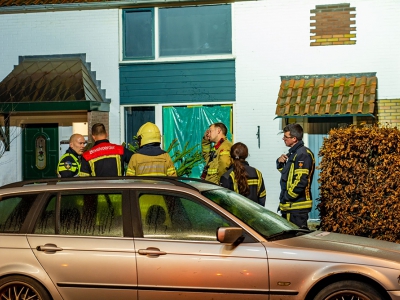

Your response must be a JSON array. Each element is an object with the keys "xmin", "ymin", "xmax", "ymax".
[
  {"xmin": 0, "ymin": 192, "xmax": 43, "ymax": 234},
  {"xmin": 31, "ymin": 189, "xmax": 132, "ymax": 237},
  {"xmin": 121, "ymin": 4, "xmax": 233, "ymax": 63},
  {"xmin": 131, "ymin": 188, "xmax": 256, "ymax": 242},
  {"xmin": 122, "ymin": 8, "xmax": 155, "ymax": 60}
]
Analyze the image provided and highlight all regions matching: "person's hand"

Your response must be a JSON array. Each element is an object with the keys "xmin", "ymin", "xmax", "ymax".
[
  {"xmin": 278, "ymin": 154, "xmax": 288, "ymax": 163},
  {"xmin": 203, "ymin": 129, "xmax": 210, "ymax": 141}
]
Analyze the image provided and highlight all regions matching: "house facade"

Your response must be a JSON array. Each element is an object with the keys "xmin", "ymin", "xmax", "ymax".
[{"xmin": 1, "ymin": 0, "xmax": 399, "ymax": 217}]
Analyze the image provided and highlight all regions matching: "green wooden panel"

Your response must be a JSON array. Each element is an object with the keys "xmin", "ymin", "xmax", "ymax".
[{"xmin": 120, "ymin": 60, "xmax": 235, "ymax": 104}]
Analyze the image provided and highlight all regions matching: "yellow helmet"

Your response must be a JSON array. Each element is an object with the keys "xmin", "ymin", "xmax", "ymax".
[{"xmin": 137, "ymin": 122, "xmax": 161, "ymax": 146}]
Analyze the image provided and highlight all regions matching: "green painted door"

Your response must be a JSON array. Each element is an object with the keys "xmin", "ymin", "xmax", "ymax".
[
  {"xmin": 23, "ymin": 124, "xmax": 59, "ymax": 180},
  {"xmin": 125, "ymin": 107, "xmax": 155, "ymax": 146}
]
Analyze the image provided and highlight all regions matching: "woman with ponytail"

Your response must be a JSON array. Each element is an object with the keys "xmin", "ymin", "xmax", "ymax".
[{"xmin": 220, "ymin": 142, "xmax": 266, "ymax": 206}]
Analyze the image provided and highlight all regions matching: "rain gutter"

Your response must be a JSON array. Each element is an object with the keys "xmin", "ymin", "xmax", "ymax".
[{"xmin": 0, "ymin": 0, "xmax": 249, "ymax": 14}]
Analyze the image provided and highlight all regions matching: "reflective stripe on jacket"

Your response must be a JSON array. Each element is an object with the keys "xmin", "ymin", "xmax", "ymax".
[
  {"xmin": 57, "ymin": 148, "xmax": 81, "ymax": 178},
  {"xmin": 126, "ymin": 152, "xmax": 177, "ymax": 176},
  {"xmin": 202, "ymin": 138, "xmax": 232, "ymax": 184},
  {"xmin": 220, "ymin": 161, "xmax": 266, "ymax": 206},
  {"xmin": 79, "ymin": 140, "xmax": 133, "ymax": 177},
  {"xmin": 276, "ymin": 141, "xmax": 315, "ymax": 213}
]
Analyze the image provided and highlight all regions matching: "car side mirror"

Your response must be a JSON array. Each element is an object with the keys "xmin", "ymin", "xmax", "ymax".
[{"xmin": 217, "ymin": 227, "xmax": 244, "ymax": 246}]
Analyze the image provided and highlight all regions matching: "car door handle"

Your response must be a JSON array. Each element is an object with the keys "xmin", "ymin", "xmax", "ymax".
[
  {"xmin": 138, "ymin": 247, "xmax": 167, "ymax": 257},
  {"xmin": 36, "ymin": 243, "xmax": 63, "ymax": 253}
]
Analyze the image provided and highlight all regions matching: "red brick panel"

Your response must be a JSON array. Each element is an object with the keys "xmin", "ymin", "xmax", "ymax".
[
  {"xmin": 310, "ymin": 4, "xmax": 356, "ymax": 46},
  {"xmin": 87, "ymin": 111, "xmax": 109, "ymax": 143}
]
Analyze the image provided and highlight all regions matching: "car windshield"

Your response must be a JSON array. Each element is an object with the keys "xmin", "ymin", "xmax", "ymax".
[{"xmin": 202, "ymin": 188, "xmax": 298, "ymax": 238}]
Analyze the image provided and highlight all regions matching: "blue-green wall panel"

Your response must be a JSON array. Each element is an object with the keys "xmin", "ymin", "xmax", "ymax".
[{"xmin": 120, "ymin": 60, "xmax": 235, "ymax": 104}]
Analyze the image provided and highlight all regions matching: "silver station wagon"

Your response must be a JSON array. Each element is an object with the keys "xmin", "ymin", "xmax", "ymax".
[{"xmin": 1, "ymin": 177, "xmax": 400, "ymax": 300}]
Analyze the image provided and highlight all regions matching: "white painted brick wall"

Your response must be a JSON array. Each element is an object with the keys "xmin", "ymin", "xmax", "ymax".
[
  {"xmin": 0, "ymin": 9, "xmax": 119, "ymax": 184},
  {"xmin": 233, "ymin": 0, "xmax": 400, "ymax": 211},
  {"xmin": 0, "ymin": 9, "xmax": 120, "ymax": 139}
]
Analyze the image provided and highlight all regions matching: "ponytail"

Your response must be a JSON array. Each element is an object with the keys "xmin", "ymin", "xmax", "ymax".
[
  {"xmin": 232, "ymin": 159, "xmax": 249, "ymax": 196},
  {"xmin": 230, "ymin": 142, "xmax": 250, "ymax": 196}
]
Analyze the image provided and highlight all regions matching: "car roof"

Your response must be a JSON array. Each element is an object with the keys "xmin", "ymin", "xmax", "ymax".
[{"xmin": 0, "ymin": 176, "xmax": 222, "ymax": 195}]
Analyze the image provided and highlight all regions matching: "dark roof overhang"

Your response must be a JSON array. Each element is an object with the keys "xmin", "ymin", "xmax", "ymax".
[
  {"xmin": 0, "ymin": 101, "xmax": 109, "ymax": 113},
  {"xmin": 275, "ymin": 73, "xmax": 377, "ymax": 119},
  {"xmin": 0, "ymin": 54, "xmax": 110, "ymax": 113}
]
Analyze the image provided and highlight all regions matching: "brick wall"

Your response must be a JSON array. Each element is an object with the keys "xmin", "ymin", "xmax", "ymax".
[
  {"xmin": 87, "ymin": 111, "xmax": 110, "ymax": 143},
  {"xmin": 310, "ymin": 3, "xmax": 356, "ymax": 46},
  {"xmin": 377, "ymin": 99, "xmax": 400, "ymax": 126}
]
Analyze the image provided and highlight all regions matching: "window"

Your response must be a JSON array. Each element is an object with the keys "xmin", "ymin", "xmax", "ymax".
[
  {"xmin": 139, "ymin": 193, "xmax": 232, "ymax": 240},
  {"xmin": 34, "ymin": 192, "xmax": 123, "ymax": 237},
  {"xmin": 123, "ymin": 5, "xmax": 231, "ymax": 60},
  {"xmin": 159, "ymin": 5, "xmax": 231, "ymax": 57},
  {"xmin": 123, "ymin": 9, "xmax": 154, "ymax": 59},
  {"xmin": 0, "ymin": 194, "xmax": 37, "ymax": 233}
]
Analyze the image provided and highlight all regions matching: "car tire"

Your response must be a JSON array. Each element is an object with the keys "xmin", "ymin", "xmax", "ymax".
[
  {"xmin": 314, "ymin": 280, "xmax": 384, "ymax": 300},
  {"xmin": 0, "ymin": 275, "xmax": 51, "ymax": 300}
]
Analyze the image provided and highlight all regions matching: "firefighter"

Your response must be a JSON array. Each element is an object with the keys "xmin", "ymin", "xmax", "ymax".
[
  {"xmin": 57, "ymin": 133, "xmax": 86, "ymax": 178},
  {"xmin": 79, "ymin": 123, "xmax": 133, "ymax": 177},
  {"xmin": 220, "ymin": 142, "xmax": 266, "ymax": 206},
  {"xmin": 276, "ymin": 123, "xmax": 315, "ymax": 229},
  {"xmin": 126, "ymin": 122, "xmax": 177, "ymax": 176},
  {"xmin": 201, "ymin": 122, "xmax": 232, "ymax": 184}
]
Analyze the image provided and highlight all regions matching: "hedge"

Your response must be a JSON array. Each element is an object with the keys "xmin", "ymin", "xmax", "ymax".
[{"xmin": 318, "ymin": 125, "xmax": 400, "ymax": 243}]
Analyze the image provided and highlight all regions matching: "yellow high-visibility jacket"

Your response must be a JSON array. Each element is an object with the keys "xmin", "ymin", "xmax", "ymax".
[
  {"xmin": 202, "ymin": 138, "xmax": 232, "ymax": 184},
  {"xmin": 126, "ymin": 144, "xmax": 177, "ymax": 177}
]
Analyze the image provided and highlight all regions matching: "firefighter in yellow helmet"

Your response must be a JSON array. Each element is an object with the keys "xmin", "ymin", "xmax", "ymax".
[{"xmin": 126, "ymin": 122, "xmax": 177, "ymax": 176}]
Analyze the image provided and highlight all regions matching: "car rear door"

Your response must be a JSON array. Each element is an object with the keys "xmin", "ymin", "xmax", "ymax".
[
  {"xmin": 134, "ymin": 190, "xmax": 269, "ymax": 300},
  {"xmin": 27, "ymin": 190, "xmax": 138, "ymax": 300}
]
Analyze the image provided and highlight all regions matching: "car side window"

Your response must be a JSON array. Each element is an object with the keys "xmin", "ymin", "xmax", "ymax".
[
  {"xmin": 34, "ymin": 192, "xmax": 123, "ymax": 237},
  {"xmin": 0, "ymin": 194, "xmax": 38, "ymax": 233},
  {"xmin": 139, "ymin": 193, "xmax": 232, "ymax": 241}
]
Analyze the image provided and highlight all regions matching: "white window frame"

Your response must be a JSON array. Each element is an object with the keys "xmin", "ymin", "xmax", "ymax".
[{"xmin": 119, "ymin": 5, "xmax": 236, "ymax": 64}]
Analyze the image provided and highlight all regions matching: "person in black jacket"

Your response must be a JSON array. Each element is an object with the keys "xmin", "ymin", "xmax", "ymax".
[
  {"xmin": 276, "ymin": 123, "xmax": 315, "ymax": 228},
  {"xmin": 79, "ymin": 123, "xmax": 133, "ymax": 177},
  {"xmin": 220, "ymin": 142, "xmax": 266, "ymax": 206},
  {"xmin": 57, "ymin": 133, "xmax": 86, "ymax": 178}
]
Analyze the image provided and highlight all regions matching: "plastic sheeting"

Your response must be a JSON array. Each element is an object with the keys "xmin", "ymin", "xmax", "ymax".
[{"xmin": 163, "ymin": 105, "xmax": 232, "ymax": 178}]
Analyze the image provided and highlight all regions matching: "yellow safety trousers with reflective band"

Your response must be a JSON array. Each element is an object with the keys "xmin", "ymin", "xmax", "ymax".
[
  {"xmin": 57, "ymin": 153, "xmax": 80, "ymax": 175},
  {"xmin": 279, "ymin": 151, "xmax": 313, "ymax": 212},
  {"xmin": 230, "ymin": 169, "xmax": 266, "ymax": 198}
]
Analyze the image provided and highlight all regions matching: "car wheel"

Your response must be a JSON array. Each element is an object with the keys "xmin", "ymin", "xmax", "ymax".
[
  {"xmin": 314, "ymin": 280, "xmax": 384, "ymax": 300},
  {"xmin": 0, "ymin": 276, "xmax": 51, "ymax": 300}
]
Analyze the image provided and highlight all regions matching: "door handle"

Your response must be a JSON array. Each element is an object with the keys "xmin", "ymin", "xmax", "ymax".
[
  {"xmin": 36, "ymin": 243, "xmax": 63, "ymax": 253},
  {"xmin": 138, "ymin": 247, "xmax": 167, "ymax": 257}
]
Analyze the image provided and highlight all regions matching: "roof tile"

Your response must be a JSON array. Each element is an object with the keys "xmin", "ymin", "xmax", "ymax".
[{"xmin": 275, "ymin": 75, "xmax": 377, "ymax": 118}]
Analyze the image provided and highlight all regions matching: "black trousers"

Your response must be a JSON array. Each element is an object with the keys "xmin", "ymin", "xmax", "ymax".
[{"xmin": 281, "ymin": 212, "xmax": 309, "ymax": 229}]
